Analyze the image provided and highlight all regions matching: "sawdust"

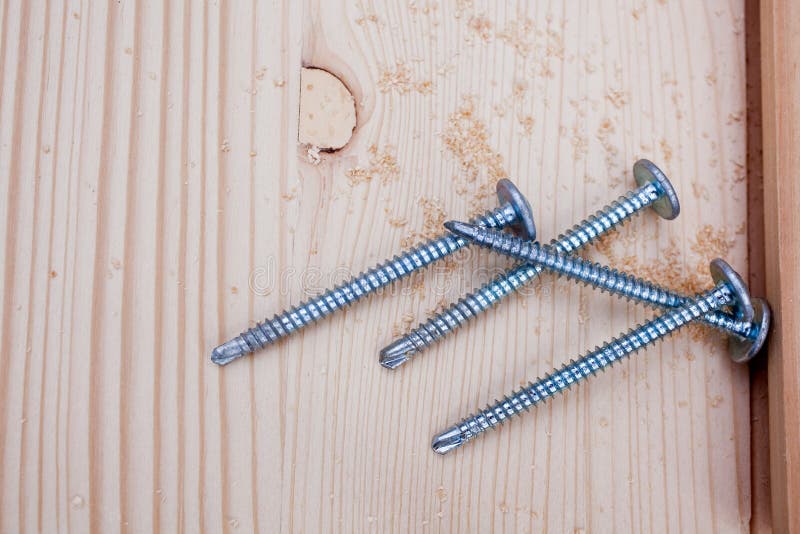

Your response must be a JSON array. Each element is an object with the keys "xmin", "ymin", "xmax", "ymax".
[
  {"xmin": 595, "ymin": 117, "xmax": 621, "ymax": 176},
  {"xmin": 496, "ymin": 18, "xmax": 534, "ymax": 57},
  {"xmin": 426, "ymin": 297, "xmax": 450, "ymax": 319},
  {"xmin": 400, "ymin": 197, "xmax": 448, "ymax": 247},
  {"xmin": 453, "ymin": 0, "xmax": 474, "ymax": 18},
  {"xmin": 441, "ymin": 96, "xmax": 508, "ymax": 212},
  {"xmin": 517, "ymin": 114, "xmax": 535, "ymax": 136},
  {"xmin": 391, "ymin": 312, "xmax": 417, "ymax": 337},
  {"xmin": 591, "ymin": 224, "xmax": 736, "ymax": 343},
  {"xmin": 355, "ymin": 7, "xmax": 379, "ymax": 26},
  {"xmin": 387, "ymin": 215, "xmax": 409, "ymax": 228},
  {"xmin": 345, "ymin": 167, "xmax": 371, "ymax": 186},
  {"xmin": 605, "ymin": 89, "xmax": 629, "ymax": 109},
  {"xmin": 467, "ymin": 15, "xmax": 493, "ymax": 42},
  {"xmin": 345, "ymin": 145, "xmax": 400, "ymax": 186},
  {"xmin": 659, "ymin": 139, "xmax": 673, "ymax": 164},
  {"xmin": 377, "ymin": 62, "xmax": 433, "ymax": 95}
]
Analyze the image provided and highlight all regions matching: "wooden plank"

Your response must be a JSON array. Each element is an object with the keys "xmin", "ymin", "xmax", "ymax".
[
  {"xmin": 760, "ymin": 0, "xmax": 800, "ymax": 531},
  {"xmin": 745, "ymin": 0, "xmax": 772, "ymax": 530},
  {"xmin": 0, "ymin": 1, "xmax": 754, "ymax": 532}
]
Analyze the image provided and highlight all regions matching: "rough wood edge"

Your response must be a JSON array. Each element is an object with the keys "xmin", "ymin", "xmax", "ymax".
[{"xmin": 760, "ymin": 0, "xmax": 800, "ymax": 531}]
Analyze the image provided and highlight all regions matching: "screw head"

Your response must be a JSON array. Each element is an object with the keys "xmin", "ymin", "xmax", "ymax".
[
  {"xmin": 496, "ymin": 179, "xmax": 536, "ymax": 240},
  {"xmin": 633, "ymin": 159, "xmax": 680, "ymax": 220},
  {"xmin": 728, "ymin": 297, "xmax": 771, "ymax": 364},
  {"xmin": 709, "ymin": 258, "xmax": 755, "ymax": 323}
]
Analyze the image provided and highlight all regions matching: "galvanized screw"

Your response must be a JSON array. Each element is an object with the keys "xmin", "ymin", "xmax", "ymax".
[
  {"xmin": 211, "ymin": 179, "xmax": 536, "ymax": 365},
  {"xmin": 379, "ymin": 159, "xmax": 680, "ymax": 369},
  {"xmin": 431, "ymin": 259, "xmax": 751, "ymax": 454},
  {"xmin": 445, "ymin": 221, "xmax": 770, "ymax": 363}
]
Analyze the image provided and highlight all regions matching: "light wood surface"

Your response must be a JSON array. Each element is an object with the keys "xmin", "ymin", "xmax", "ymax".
[
  {"xmin": 0, "ymin": 1, "xmax": 755, "ymax": 532},
  {"xmin": 760, "ymin": 0, "xmax": 800, "ymax": 531}
]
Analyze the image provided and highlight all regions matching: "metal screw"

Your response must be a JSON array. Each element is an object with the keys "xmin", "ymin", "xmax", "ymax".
[
  {"xmin": 431, "ymin": 259, "xmax": 751, "ymax": 454},
  {"xmin": 445, "ymin": 221, "xmax": 770, "ymax": 363},
  {"xmin": 379, "ymin": 159, "xmax": 680, "ymax": 369},
  {"xmin": 211, "ymin": 179, "xmax": 536, "ymax": 365}
]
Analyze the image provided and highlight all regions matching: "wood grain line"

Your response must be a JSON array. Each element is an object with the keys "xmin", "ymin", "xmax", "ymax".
[
  {"xmin": 215, "ymin": 2, "xmax": 231, "ymax": 532},
  {"xmin": 118, "ymin": 1, "xmax": 143, "ymax": 531},
  {"xmin": 197, "ymin": 2, "xmax": 209, "ymax": 531},
  {"xmin": 247, "ymin": 1, "xmax": 261, "ymax": 533},
  {"xmin": 0, "ymin": 2, "xmax": 30, "ymax": 525},
  {"xmin": 61, "ymin": 4, "xmax": 89, "ymax": 530},
  {"xmin": 37, "ymin": 5, "xmax": 70, "ymax": 532},
  {"xmin": 19, "ymin": 0, "xmax": 51, "ymax": 530},
  {"xmin": 177, "ymin": 1, "xmax": 191, "ymax": 532},
  {"xmin": 152, "ymin": 0, "xmax": 171, "ymax": 531}
]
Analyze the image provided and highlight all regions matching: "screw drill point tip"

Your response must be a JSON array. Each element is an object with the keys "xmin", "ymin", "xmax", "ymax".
[
  {"xmin": 382, "ymin": 174, "xmax": 670, "ymax": 365},
  {"xmin": 379, "ymin": 338, "xmax": 416, "ymax": 369},
  {"xmin": 443, "ymin": 220, "xmax": 479, "ymax": 239},
  {"xmin": 431, "ymin": 426, "xmax": 465, "ymax": 455},
  {"xmin": 212, "ymin": 181, "xmax": 530, "ymax": 364},
  {"xmin": 211, "ymin": 339, "xmax": 245, "ymax": 366},
  {"xmin": 432, "ymin": 280, "xmax": 745, "ymax": 452}
]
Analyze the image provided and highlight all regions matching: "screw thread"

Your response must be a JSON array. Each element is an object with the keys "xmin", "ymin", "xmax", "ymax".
[
  {"xmin": 454, "ymin": 223, "xmax": 758, "ymax": 341},
  {"xmin": 451, "ymin": 283, "xmax": 733, "ymax": 447},
  {"xmin": 471, "ymin": 226, "xmax": 682, "ymax": 307},
  {"xmin": 699, "ymin": 307, "xmax": 753, "ymax": 337},
  {"xmin": 223, "ymin": 204, "xmax": 517, "ymax": 362},
  {"xmin": 396, "ymin": 182, "xmax": 661, "ymax": 360}
]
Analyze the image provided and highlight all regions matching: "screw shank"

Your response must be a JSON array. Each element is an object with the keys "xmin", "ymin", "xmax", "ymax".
[
  {"xmin": 434, "ymin": 282, "xmax": 734, "ymax": 453},
  {"xmin": 212, "ymin": 203, "xmax": 518, "ymax": 365},
  {"xmin": 450, "ymin": 223, "xmax": 756, "ymax": 342},
  {"xmin": 384, "ymin": 181, "xmax": 663, "ymax": 367}
]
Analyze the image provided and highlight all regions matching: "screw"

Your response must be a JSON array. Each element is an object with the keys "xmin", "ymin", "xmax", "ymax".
[
  {"xmin": 379, "ymin": 159, "xmax": 680, "ymax": 369},
  {"xmin": 445, "ymin": 221, "xmax": 770, "ymax": 363},
  {"xmin": 211, "ymin": 179, "xmax": 536, "ymax": 365},
  {"xmin": 431, "ymin": 259, "xmax": 752, "ymax": 454}
]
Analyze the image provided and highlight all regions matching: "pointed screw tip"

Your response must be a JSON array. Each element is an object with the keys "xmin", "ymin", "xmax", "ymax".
[
  {"xmin": 443, "ymin": 220, "xmax": 478, "ymax": 239},
  {"xmin": 210, "ymin": 339, "xmax": 246, "ymax": 366},
  {"xmin": 431, "ymin": 426, "xmax": 465, "ymax": 455},
  {"xmin": 378, "ymin": 338, "xmax": 415, "ymax": 369}
]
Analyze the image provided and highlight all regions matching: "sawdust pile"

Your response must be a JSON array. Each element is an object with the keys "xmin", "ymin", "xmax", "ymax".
[
  {"xmin": 441, "ymin": 96, "xmax": 509, "ymax": 212},
  {"xmin": 592, "ymin": 224, "xmax": 737, "ymax": 343},
  {"xmin": 346, "ymin": 145, "xmax": 401, "ymax": 186},
  {"xmin": 377, "ymin": 61, "xmax": 433, "ymax": 95}
]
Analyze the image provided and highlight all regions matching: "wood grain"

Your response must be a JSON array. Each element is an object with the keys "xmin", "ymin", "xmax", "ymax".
[
  {"xmin": 760, "ymin": 0, "xmax": 800, "ymax": 531},
  {"xmin": 744, "ymin": 0, "xmax": 772, "ymax": 528},
  {"xmin": 0, "ymin": 1, "xmax": 754, "ymax": 532}
]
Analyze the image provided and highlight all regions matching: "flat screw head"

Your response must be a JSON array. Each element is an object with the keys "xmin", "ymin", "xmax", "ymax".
[
  {"xmin": 496, "ymin": 179, "xmax": 537, "ymax": 240},
  {"xmin": 728, "ymin": 297, "xmax": 771, "ymax": 364},
  {"xmin": 709, "ymin": 258, "xmax": 755, "ymax": 323},
  {"xmin": 633, "ymin": 159, "xmax": 680, "ymax": 220}
]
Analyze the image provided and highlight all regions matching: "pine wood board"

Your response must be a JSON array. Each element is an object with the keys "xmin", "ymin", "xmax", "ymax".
[
  {"xmin": 0, "ymin": 1, "xmax": 755, "ymax": 532},
  {"xmin": 759, "ymin": 0, "xmax": 800, "ymax": 531}
]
